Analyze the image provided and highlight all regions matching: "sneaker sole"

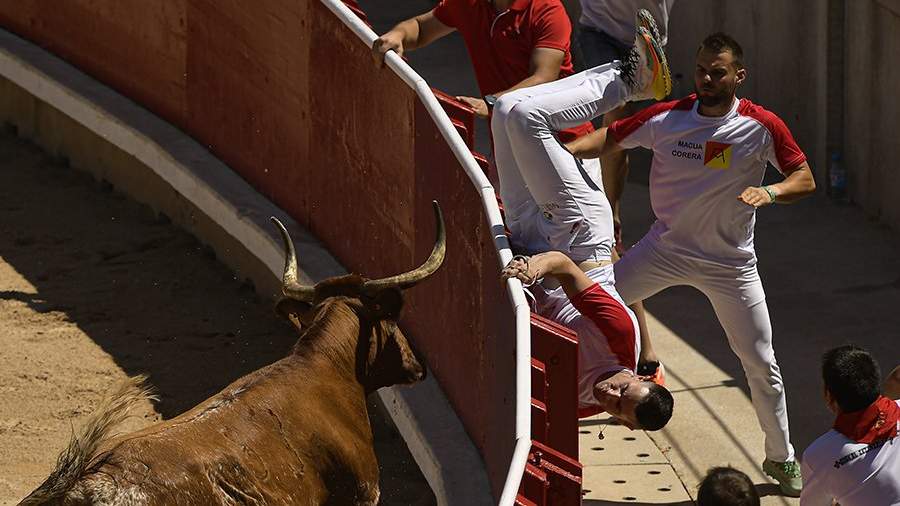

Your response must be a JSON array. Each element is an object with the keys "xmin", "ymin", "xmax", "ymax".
[
  {"xmin": 636, "ymin": 9, "xmax": 662, "ymax": 44},
  {"xmin": 641, "ymin": 30, "xmax": 672, "ymax": 101}
]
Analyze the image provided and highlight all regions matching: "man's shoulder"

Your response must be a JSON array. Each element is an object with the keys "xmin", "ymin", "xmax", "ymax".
[
  {"xmin": 736, "ymin": 98, "xmax": 793, "ymax": 134},
  {"xmin": 643, "ymin": 94, "xmax": 696, "ymax": 119},
  {"xmin": 433, "ymin": 0, "xmax": 483, "ymax": 22},
  {"xmin": 802, "ymin": 429, "xmax": 848, "ymax": 466}
]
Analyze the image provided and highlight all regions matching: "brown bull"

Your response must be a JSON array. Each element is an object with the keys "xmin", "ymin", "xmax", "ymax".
[{"xmin": 19, "ymin": 202, "xmax": 446, "ymax": 506}]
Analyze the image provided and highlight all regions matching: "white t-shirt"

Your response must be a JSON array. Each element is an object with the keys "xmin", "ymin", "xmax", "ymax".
[
  {"xmin": 530, "ymin": 265, "xmax": 639, "ymax": 416},
  {"xmin": 609, "ymin": 95, "xmax": 807, "ymax": 267},
  {"xmin": 800, "ymin": 401, "xmax": 900, "ymax": 506},
  {"xmin": 579, "ymin": 0, "xmax": 674, "ymax": 46}
]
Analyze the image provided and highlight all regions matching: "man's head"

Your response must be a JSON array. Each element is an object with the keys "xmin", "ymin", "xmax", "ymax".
[
  {"xmin": 697, "ymin": 466, "xmax": 759, "ymax": 506},
  {"xmin": 822, "ymin": 344, "xmax": 882, "ymax": 414},
  {"xmin": 593, "ymin": 374, "xmax": 673, "ymax": 430},
  {"xmin": 694, "ymin": 32, "xmax": 746, "ymax": 108}
]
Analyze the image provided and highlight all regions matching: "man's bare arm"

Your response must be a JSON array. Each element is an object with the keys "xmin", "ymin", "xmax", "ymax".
[
  {"xmin": 501, "ymin": 251, "xmax": 594, "ymax": 300},
  {"xmin": 738, "ymin": 161, "xmax": 816, "ymax": 208},
  {"xmin": 458, "ymin": 47, "xmax": 565, "ymax": 118},
  {"xmin": 505, "ymin": 47, "xmax": 566, "ymax": 95},
  {"xmin": 565, "ymin": 126, "xmax": 625, "ymax": 159},
  {"xmin": 565, "ymin": 128, "xmax": 628, "ymax": 210},
  {"xmin": 372, "ymin": 11, "xmax": 454, "ymax": 63}
]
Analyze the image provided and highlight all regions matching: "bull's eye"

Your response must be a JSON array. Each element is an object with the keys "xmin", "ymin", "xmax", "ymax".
[{"xmin": 372, "ymin": 303, "xmax": 381, "ymax": 311}]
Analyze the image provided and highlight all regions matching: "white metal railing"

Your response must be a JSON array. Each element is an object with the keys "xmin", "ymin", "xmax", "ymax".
[{"xmin": 318, "ymin": 1, "xmax": 531, "ymax": 504}]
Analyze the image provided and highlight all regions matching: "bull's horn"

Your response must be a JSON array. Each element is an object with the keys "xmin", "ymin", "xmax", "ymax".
[
  {"xmin": 363, "ymin": 201, "xmax": 446, "ymax": 292},
  {"xmin": 271, "ymin": 217, "xmax": 316, "ymax": 302}
]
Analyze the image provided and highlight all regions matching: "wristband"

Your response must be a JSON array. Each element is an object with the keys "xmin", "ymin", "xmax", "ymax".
[{"xmin": 763, "ymin": 185, "xmax": 777, "ymax": 203}]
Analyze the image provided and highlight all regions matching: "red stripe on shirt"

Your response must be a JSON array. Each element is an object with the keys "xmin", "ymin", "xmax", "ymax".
[
  {"xmin": 608, "ymin": 95, "xmax": 695, "ymax": 143},
  {"xmin": 737, "ymin": 99, "xmax": 807, "ymax": 173},
  {"xmin": 570, "ymin": 283, "xmax": 637, "ymax": 371}
]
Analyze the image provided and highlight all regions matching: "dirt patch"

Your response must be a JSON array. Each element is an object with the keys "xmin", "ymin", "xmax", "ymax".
[{"xmin": 0, "ymin": 129, "xmax": 433, "ymax": 505}]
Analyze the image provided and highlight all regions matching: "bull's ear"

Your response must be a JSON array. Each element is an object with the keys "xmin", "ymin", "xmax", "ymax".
[{"xmin": 275, "ymin": 298, "xmax": 314, "ymax": 332}]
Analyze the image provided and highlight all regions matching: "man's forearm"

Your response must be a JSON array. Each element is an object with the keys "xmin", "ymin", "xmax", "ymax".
[
  {"xmin": 565, "ymin": 127, "xmax": 621, "ymax": 159},
  {"xmin": 602, "ymin": 159, "xmax": 628, "ymax": 214},
  {"xmin": 529, "ymin": 252, "xmax": 592, "ymax": 299},
  {"xmin": 769, "ymin": 164, "xmax": 816, "ymax": 203},
  {"xmin": 565, "ymin": 129, "xmax": 601, "ymax": 158},
  {"xmin": 388, "ymin": 18, "xmax": 423, "ymax": 51},
  {"xmin": 495, "ymin": 72, "xmax": 557, "ymax": 99}
]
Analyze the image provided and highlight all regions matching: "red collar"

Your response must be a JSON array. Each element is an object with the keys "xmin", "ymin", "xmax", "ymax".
[{"xmin": 833, "ymin": 396, "xmax": 900, "ymax": 444}]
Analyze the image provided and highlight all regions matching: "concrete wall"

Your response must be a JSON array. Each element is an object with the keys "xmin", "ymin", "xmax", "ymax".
[
  {"xmin": 845, "ymin": 0, "xmax": 900, "ymax": 229},
  {"xmin": 663, "ymin": 1, "xmax": 829, "ymax": 187},
  {"xmin": 0, "ymin": 1, "xmax": 516, "ymax": 499}
]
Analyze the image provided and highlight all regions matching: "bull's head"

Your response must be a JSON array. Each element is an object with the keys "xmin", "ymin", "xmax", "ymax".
[{"xmin": 271, "ymin": 202, "xmax": 445, "ymax": 393}]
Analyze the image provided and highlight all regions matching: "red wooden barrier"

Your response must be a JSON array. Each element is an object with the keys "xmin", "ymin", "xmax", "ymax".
[
  {"xmin": 0, "ymin": 1, "xmax": 587, "ymax": 502},
  {"xmin": 517, "ymin": 441, "xmax": 583, "ymax": 506},
  {"xmin": 531, "ymin": 314, "xmax": 580, "ymax": 459}
]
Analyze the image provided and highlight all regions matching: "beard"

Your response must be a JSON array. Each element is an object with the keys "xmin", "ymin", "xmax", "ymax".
[{"xmin": 695, "ymin": 84, "xmax": 735, "ymax": 108}]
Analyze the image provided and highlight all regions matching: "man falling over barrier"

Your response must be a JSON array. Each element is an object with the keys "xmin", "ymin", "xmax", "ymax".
[{"xmin": 498, "ymin": 9, "xmax": 673, "ymax": 431}]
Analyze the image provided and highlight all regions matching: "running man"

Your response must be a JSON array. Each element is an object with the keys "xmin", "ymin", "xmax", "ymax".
[
  {"xmin": 493, "ymin": 10, "xmax": 673, "ymax": 426},
  {"xmin": 566, "ymin": 33, "xmax": 816, "ymax": 495}
]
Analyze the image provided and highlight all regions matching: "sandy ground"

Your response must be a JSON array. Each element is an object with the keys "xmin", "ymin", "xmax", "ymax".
[{"xmin": 0, "ymin": 129, "xmax": 433, "ymax": 505}]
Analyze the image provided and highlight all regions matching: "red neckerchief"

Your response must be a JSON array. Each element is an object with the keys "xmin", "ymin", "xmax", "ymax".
[{"xmin": 833, "ymin": 396, "xmax": 900, "ymax": 444}]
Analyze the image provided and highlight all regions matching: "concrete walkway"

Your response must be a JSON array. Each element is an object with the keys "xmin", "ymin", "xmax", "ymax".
[{"xmin": 362, "ymin": 2, "xmax": 900, "ymax": 504}]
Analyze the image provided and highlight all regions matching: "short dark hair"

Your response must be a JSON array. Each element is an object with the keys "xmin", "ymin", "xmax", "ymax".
[
  {"xmin": 822, "ymin": 344, "xmax": 881, "ymax": 412},
  {"xmin": 635, "ymin": 383, "xmax": 674, "ymax": 431},
  {"xmin": 698, "ymin": 32, "xmax": 744, "ymax": 69},
  {"xmin": 697, "ymin": 466, "xmax": 760, "ymax": 506}
]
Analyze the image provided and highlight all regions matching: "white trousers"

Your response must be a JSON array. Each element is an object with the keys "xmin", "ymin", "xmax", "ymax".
[
  {"xmin": 491, "ymin": 63, "xmax": 630, "ymax": 263},
  {"xmin": 614, "ymin": 232, "xmax": 796, "ymax": 462}
]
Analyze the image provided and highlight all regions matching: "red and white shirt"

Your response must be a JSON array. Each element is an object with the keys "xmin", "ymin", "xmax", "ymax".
[
  {"xmin": 531, "ymin": 265, "xmax": 639, "ymax": 417},
  {"xmin": 609, "ymin": 95, "xmax": 807, "ymax": 266},
  {"xmin": 432, "ymin": 0, "xmax": 593, "ymax": 142}
]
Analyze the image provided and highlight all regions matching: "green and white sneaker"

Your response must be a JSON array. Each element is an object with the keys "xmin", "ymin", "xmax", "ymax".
[{"xmin": 762, "ymin": 459, "xmax": 802, "ymax": 497}]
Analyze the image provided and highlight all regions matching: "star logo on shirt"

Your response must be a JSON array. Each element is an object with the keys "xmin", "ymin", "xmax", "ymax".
[{"xmin": 704, "ymin": 141, "xmax": 733, "ymax": 169}]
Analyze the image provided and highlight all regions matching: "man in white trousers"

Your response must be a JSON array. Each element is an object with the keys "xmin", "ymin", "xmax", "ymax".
[
  {"xmin": 492, "ymin": 20, "xmax": 815, "ymax": 494},
  {"xmin": 565, "ymin": 33, "xmax": 816, "ymax": 496}
]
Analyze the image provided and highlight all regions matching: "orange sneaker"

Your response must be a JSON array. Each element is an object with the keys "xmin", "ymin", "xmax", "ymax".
[
  {"xmin": 619, "ymin": 23, "xmax": 671, "ymax": 101},
  {"xmin": 637, "ymin": 361, "xmax": 666, "ymax": 386}
]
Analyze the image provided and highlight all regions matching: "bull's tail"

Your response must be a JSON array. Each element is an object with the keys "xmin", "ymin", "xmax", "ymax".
[{"xmin": 18, "ymin": 375, "xmax": 156, "ymax": 506}]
